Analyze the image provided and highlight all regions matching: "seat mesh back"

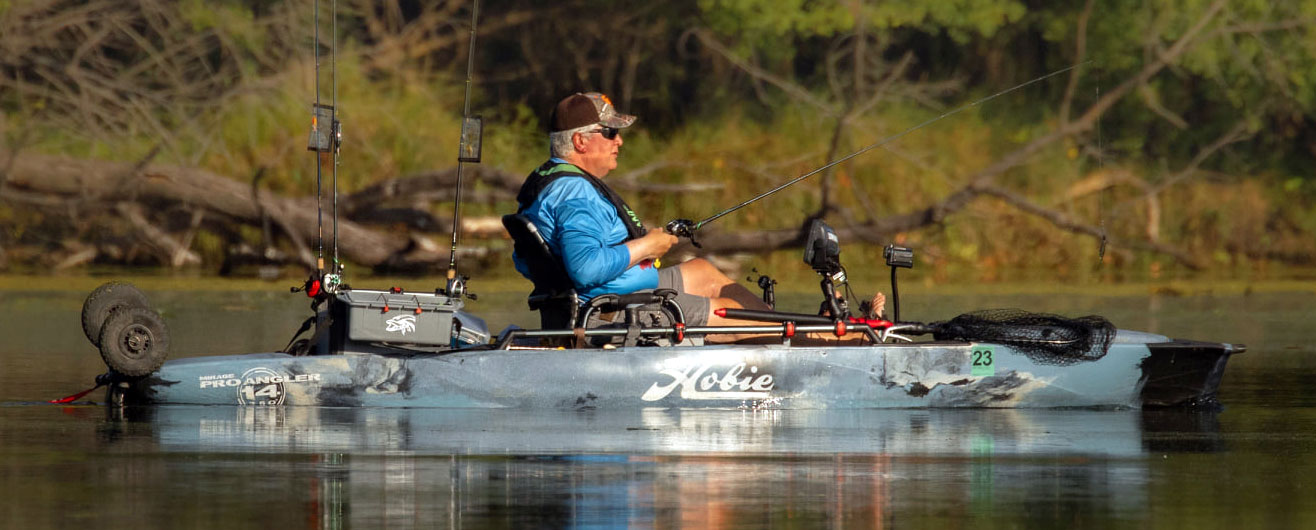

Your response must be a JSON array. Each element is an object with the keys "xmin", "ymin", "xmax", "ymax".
[{"xmin": 502, "ymin": 214, "xmax": 575, "ymax": 296}]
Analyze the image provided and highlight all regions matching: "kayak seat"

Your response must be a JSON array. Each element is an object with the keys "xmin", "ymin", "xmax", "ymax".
[
  {"xmin": 502, "ymin": 213, "xmax": 580, "ymax": 329},
  {"xmin": 580, "ymin": 289, "xmax": 685, "ymax": 326},
  {"xmin": 579, "ymin": 289, "xmax": 688, "ymax": 347},
  {"xmin": 502, "ymin": 214, "xmax": 690, "ymax": 346}
]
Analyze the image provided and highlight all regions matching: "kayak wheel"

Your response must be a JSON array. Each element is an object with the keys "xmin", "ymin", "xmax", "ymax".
[
  {"xmin": 98, "ymin": 306, "xmax": 170, "ymax": 377},
  {"xmin": 81, "ymin": 281, "xmax": 150, "ymax": 346}
]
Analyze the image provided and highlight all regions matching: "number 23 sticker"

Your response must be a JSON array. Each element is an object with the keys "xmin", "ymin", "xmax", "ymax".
[{"xmin": 971, "ymin": 345, "xmax": 995, "ymax": 377}]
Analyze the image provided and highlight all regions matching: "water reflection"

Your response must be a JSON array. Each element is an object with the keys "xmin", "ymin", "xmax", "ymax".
[
  {"xmin": 110, "ymin": 407, "xmax": 1179, "ymax": 456},
  {"xmin": 76, "ymin": 406, "xmax": 1222, "ymax": 528}
]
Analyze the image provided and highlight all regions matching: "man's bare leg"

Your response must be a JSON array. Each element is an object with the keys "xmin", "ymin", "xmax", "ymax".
[
  {"xmin": 675, "ymin": 259, "xmax": 770, "ymax": 311},
  {"xmin": 675, "ymin": 259, "xmax": 777, "ymax": 342},
  {"xmin": 673, "ymin": 258, "xmax": 888, "ymax": 344}
]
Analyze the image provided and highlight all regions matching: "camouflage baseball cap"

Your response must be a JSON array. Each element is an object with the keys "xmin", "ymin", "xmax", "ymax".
[{"xmin": 549, "ymin": 92, "xmax": 636, "ymax": 132}]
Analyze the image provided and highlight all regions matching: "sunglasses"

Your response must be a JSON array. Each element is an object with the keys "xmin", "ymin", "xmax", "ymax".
[{"xmin": 587, "ymin": 126, "xmax": 620, "ymax": 140}]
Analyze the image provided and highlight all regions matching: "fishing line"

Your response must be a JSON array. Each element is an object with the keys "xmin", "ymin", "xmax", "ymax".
[
  {"xmin": 666, "ymin": 61, "xmax": 1091, "ymax": 241},
  {"xmin": 1096, "ymin": 80, "xmax": 1108, "ymax": 265}
]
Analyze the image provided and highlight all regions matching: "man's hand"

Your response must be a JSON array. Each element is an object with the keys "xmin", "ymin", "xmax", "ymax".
[
  {"xmin": 869, "ymin": 292, "xmax": 887, "ymax": 319},
  {"xmin": 626, "ymin": 228, "xmax": 678, "ymax": 267}
]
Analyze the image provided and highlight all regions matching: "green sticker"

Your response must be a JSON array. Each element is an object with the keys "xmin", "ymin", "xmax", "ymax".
[{"xmin": 970, "ymin": 344, "xmax": 995, "ymax": 377}]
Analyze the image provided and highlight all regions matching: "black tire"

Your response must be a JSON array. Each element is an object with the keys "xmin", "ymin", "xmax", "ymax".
[
  {"xmin": 98, "ymin": 307, "xmax": 170, "ymax": 377},
  {"xmin": 81, "ymin": 282, "xmax": 151, "ymax": 346}
]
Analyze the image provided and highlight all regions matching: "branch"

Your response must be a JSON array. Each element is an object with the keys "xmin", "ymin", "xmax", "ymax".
[
  {"xmin": 3, "ymin": 150, "xmax": 409, "ymax": 267},
  {"xmin": 116, "ymin": 202, "xmax": 202, "ymax": 267},
  {"xmin": 690, "ymin": 28, "xmax": 837, "ymax": 116},
  {"xmin": 1059, "ymin": 0, "xmax": 1095, "ymax": 126},
  {"xmin": 975, "ymin": 184, "xmax": 1204, "ymax": 269}
]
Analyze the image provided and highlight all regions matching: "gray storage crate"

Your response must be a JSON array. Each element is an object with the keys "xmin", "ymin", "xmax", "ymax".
[{"xmin": 337, "ymin": 289, "xmax": 464, "ymax": 346}]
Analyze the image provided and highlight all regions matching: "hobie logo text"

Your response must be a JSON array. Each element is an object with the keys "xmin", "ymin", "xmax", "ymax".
[{"xmin": 641, "ymin": 361, "xmax": 775, "ymax": 401}]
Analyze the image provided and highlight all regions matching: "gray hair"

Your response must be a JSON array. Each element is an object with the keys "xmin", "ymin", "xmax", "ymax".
[{"xmin": 549, "ymin": 124, "xmax": 598, "ymax": 158}]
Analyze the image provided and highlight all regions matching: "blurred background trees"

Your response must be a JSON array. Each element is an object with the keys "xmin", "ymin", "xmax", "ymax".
[{"xmin": 0, "ymin": 0, "xmax": 1312, "ymax": 280}]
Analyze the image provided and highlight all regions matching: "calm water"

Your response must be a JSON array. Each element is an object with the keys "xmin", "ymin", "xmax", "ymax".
[{"xmin": 1, "ymin": 285, "xmax": 1314, "ymax": 528}]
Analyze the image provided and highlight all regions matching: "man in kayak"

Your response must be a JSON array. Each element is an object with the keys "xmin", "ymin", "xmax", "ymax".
[{"xmin": 512, "ymin": 91, "xmax": 776, "ymax": 333}]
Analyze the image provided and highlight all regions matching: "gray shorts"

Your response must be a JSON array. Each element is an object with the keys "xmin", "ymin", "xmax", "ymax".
[{"xmin": 659, "ymin": 266, "xmax": 711, "ymax": 326}]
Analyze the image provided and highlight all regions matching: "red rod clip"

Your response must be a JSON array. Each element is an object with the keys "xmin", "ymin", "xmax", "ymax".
[
  {"xmin": 847, "ymin": 317, "xmax": 893, "ymax": 329},
  {"xmin": 834, "ymin": 321, "xmax": 847, "ymax": 337},
  {"xmin": 674, "ymin": 322, "xmax": 686, "ymax": 343},
  {"xmin": 783, "ymin": 321, "xmax": 796, "ymax": 338}
]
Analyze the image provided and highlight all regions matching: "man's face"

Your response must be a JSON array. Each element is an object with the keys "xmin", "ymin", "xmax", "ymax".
[{"xmin": 574, "ymin": 126, "xmax": 624, "ymax": 177}]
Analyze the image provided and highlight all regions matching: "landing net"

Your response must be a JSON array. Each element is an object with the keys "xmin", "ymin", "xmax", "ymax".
[{"xmin": 930, "ymin": 309, "xmax": 1116, "ymax": 366}]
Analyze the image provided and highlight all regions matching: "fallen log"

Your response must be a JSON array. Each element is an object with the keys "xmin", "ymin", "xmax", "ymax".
[{"xmin": 3, "ymin": 151, "xmax": 409, "ymax": 268}]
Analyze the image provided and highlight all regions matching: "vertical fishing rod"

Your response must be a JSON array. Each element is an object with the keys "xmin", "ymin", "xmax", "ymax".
[
  {"xmin": 307, "ymin": 0, "xmax": 342, "ymax": 291},
  {"xmin": 311, "ymin": 0, "xmax": 323, "ymax": 274},
  {"xmin": 664, "ymin": 61, "xmax": 1090, "ymax": 244},
  {"xmin": 445, "ymin": 0, "xmax": 483, "ymax": 298},
  {"xmin": 331, "ymin": 0, "xmax": 340, "ymax": 273}
]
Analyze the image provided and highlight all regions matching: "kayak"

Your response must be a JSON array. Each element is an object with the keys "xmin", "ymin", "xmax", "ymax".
[
  {"xmin": 104, "ymin": 325, "xmax": 1239, "ymax": 409},
  {"xmin": 77, "ymin": 220, "xmax": 1244, "ymax": 410}
]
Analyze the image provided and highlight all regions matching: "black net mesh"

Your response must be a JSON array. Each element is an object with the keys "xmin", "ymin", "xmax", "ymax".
[{"xmin": 930, "ymin": 309, "xmax": 1116, "ymax": 366}]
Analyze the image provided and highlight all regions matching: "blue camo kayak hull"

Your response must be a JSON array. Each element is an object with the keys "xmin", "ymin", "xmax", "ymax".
[{"xmin": 112, "ymin": 330, "xmax": 1241, "ymax": 408}]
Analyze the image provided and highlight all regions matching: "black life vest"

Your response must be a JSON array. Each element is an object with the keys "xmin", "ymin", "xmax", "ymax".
[{"xmin": 515, "ymin": 160, "xmax": 645, "ymax": 241}]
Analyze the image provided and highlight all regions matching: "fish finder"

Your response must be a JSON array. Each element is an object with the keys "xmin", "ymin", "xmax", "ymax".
[
  {"xmin": 803, "ymin": 219, "xmax": 841, "ymax": 275},
  {"xmin": 803, "ymin": 219, "xmax": 849, "ymax": 318}
]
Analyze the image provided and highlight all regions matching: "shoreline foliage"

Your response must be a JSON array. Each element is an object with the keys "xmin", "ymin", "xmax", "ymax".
[{"xmin": 0, "ymin": 0, "xmax": 1312, "ymax": 284}]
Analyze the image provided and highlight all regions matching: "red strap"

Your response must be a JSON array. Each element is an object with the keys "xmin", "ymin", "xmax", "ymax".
[{"xmin": 49, "ymin": 384, "xmax": 103, "ymax": 404}]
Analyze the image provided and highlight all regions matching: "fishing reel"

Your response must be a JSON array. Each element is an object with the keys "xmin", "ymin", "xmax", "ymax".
[
  {"xmin": 290, "ymin": 264, "xmax": 346, "ymax": 301},
  {"xmin": 439, "ymin": 274, "xmax": 478, "ymax": 301},
  {"xmin": 664, "ymin": 219, "xmax": 701, "ymax": 248}
]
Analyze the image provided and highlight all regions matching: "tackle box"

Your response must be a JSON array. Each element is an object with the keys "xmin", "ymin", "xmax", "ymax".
[{"xmin": 336, "ymin": 289, "xmax": 487, "ymax": 347}]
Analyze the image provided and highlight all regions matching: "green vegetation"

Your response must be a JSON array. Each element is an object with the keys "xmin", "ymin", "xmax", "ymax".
[{"xmin": 0, "ymin": 0, "xmax": 1313, "ymax": 283}]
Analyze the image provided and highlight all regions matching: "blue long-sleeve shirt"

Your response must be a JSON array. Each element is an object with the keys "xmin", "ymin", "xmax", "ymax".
[{"xmin": 513, "ymin": 161, "xmax": 658, "ymax": 300}]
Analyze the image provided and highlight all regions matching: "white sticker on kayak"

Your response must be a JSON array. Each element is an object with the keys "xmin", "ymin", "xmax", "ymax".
[
  {"xmin": 198, "ymin": 368, "xmax": 322, "ymax": 406},
  {"xmin": 642, "ymin": 361, "xmax": 775, "ymax": 401}
]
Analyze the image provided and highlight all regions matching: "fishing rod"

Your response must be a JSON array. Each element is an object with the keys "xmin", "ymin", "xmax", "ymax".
[
  {"xmin": 664, "ymin": 61, "xmax": 1090, "ymax": 244},
  {"xmin": 306, "ymin": 0, "xmax": 342, "ymax": 292},
  {"xmin": 444, "ymin": 0, "xmax": 483, "ymax": 299}
]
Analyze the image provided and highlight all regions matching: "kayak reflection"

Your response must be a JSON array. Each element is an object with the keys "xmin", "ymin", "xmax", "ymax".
[
  {"xmin": 113, "ymin": 406, "xmax": 1181, "ymax": 455},
  {"xmin": 92, "ymin": 407, "xmax": 1220, "ymax": 528}
]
